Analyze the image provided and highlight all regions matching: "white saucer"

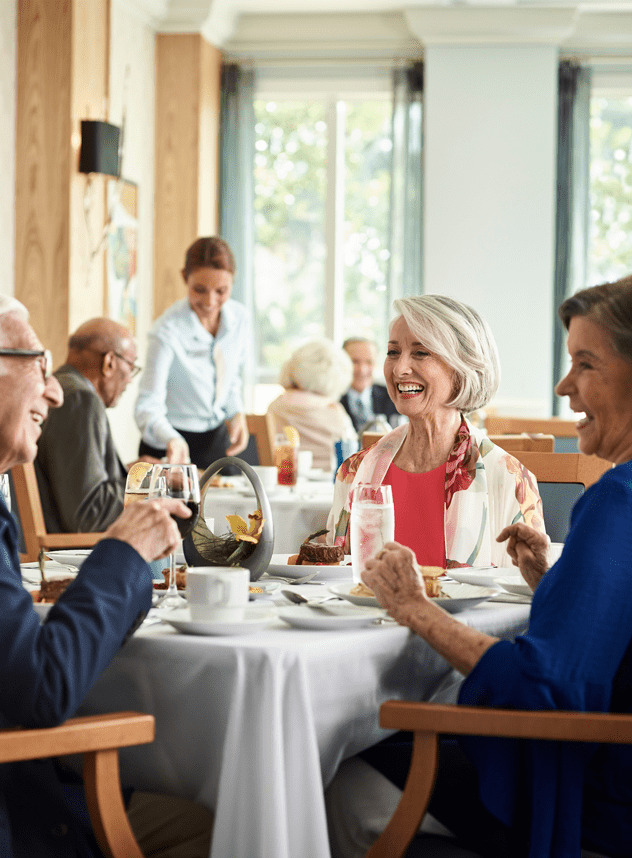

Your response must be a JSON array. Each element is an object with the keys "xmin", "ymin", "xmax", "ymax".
[
  {"xmin": 495, "ymin": 578, "xmax": 533, "ymax": 598},
  {"xmin": 267, "ymin": 554, "xmax": 354, "ymax": 580},
  {"xmin": 249, "ymin": 581, "xmax": 280, "ymax": 600},
  {"xmin": 162, "ymin": 607, "xmax": 275, "ymax": 636},
  {"xmin": 447, "ymin": 567, "xmax": 517, "ymax": 589},
  {"xmin": 329, "ymin": 582, "xmax": 379, "ymax": 607},
  {"xmin": 278, "ymin": 604, "xmax": 384, "ymax": 630}
]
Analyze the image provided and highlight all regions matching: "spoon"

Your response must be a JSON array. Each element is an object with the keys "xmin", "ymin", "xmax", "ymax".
[{"xmin": 281, "ymin": 590, "xmax": 342, "ymax": 609}]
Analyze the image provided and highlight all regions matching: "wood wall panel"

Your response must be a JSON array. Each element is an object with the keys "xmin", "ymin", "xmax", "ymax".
[
  {"xmin": 15, "ymin": 0, "xmax": 108, "ymax": 366},
  {"xmin": 16, "ymin": 0, "xmax": 72, "ymax": 364},
  {"xmin": 154, "ymin": 34, "xmax": 221, "ymax": 320}
]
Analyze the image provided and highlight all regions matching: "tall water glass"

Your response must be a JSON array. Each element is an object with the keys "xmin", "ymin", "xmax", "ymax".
[{"xmin": 350, "ymin": 484, "xmax": 394, "ymax": 584}]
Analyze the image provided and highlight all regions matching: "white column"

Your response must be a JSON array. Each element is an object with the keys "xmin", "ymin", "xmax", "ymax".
[{"xmin": 423, "ymin": 44, "xmax": 558, "ymax": 416}]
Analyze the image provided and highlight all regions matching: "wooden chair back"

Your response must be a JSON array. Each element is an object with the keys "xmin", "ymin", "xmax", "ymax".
[
  {"xmin": 362, "ymin": 430, "xmax": 388, "ymax": 449},
  {"xmin": 508, "ymin": 451, "xmax": 611, "ymax": 488},
  {"xmin": 245, "ymin": 413, "xmax": 276, "ymax": 466},
  {"xmin": 11, "ymin": 462, "xmax": 103, "ymax": 563},
  {"xmin": 366, "ymin": 700, "xmax": 632, "ymax": 858},
  {"xmin": 485, "ymin": 415, "xmax": 579, "ymax": 438},
  {"xmin": 0, "ymin": 711, "xmax": 154, "ymax": 858},
  {"xmin": 488, "ymin": 433, "xmax": 554, "ymax": 453}
]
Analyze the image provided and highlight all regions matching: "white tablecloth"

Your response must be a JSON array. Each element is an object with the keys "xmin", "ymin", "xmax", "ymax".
[
  {"xmin": 202, "ymin": 477, "xmax": 335, "ymax": 553},
  {"xmin": 78, "ymin": 590, "xmax": 530, "ymax": 858}
]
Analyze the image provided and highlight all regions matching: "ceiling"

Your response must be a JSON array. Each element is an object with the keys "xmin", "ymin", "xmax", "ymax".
[{"xmin": 124, "ymin": 1, "xmax": 632, "ymax": 57}]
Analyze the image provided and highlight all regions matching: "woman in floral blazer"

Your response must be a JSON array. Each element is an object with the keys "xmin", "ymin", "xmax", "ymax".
[{"xmin": 326, "ymin": 295, "xmax": 545, "ymax": 569}]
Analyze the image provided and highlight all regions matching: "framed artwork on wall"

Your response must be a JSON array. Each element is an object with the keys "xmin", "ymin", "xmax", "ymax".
[{"xmin": 106, "ymin": 179, "xmax": 138, "ymax": 334}]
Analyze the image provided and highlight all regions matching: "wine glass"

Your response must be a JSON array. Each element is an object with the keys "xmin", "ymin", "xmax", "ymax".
[{"xmin": 148, "ymin": 463, "xmax": 200, "ymax": 609}]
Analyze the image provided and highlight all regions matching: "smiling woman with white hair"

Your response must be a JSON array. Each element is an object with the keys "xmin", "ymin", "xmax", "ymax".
[
  {"xmin": 327, "ymin": 294, "xmax": 545, "ymax": 568},
  {"xmin": 267, "ymin": 339, "xmax": 355, "ymax": 471}
]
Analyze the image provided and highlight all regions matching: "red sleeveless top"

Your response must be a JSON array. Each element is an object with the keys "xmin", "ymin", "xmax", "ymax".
[{"xmin": 383, "ymin": 462, "xmax": 446, "ymax": 568}]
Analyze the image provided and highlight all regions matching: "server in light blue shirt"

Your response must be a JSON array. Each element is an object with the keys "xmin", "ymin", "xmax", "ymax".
[{"xmin": 135, "ymin": 236, "xmax": 250, "ymax": 469}]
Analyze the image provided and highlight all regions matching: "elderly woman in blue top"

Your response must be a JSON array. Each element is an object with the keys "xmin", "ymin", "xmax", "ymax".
[
  {"xmin": 348, "ymin": 274, "xmax": 632, "ymax": 858},
  {"xmin": 135, "ymin": 236, "xmax": 250, "ymax": 468}
]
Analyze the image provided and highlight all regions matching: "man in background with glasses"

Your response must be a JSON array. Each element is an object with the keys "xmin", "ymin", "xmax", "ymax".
[
  {"xmin": 35, "ymin": 317, "xmax": 150, "ymax": 534},
  {"xmin": 0, "ymin": 296, "xmax": 212, "ymax": 857}
]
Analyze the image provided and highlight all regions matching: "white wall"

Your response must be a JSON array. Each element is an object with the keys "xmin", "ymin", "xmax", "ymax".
[
  {"xmin": 424, "ymin": 45, "xmax": 558, "ymax": 415},
  {"xmin": 0, "ymin": 0, "xmax": 16, "ymax": 297},
  {"xmin": 107, "ymin": 0, "xmax": 156, "ymax": 463}
]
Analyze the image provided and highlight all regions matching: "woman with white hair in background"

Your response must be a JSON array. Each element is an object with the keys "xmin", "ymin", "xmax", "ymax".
[
  {"xmin": 327, "ymin": 295, "xmax": 545, "ymax": 568},
  {"xmin": 266, "ymin": 339, "xmax": 355, "ymax": 472}
]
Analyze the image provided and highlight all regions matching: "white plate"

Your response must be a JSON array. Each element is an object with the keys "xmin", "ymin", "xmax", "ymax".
[
  {"xmin": 329, "ymin": 581, "xmax": 497, "ymax": 612},
  {"xmin": 45, "ymin": 550, "xmax": 92, "ymax": 569},
  {"xmin": 267, "ymin": 553, "xmax": 354, "ymax": 580},
  {"xmin": 249, "ymin": 581, "xmax": 280, "ymax": 600},
  {"xmin": 162, "ymin": 607, "xmax": 276, "ymax": 636},
  {"xmin": 496, "ymin": 577, "xmax": 533, "ymax": 598},
  {"xmin": 278, "ymin": 604, "xmax": 385, "ymax": 630},
  {"xmin": 447, "ymin": 567, "xmax": 518, "ymax": 589}
]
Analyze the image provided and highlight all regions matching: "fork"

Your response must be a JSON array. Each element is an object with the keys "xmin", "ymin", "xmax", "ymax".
[{"xmin": 262, "ymin": 572, "xmax": 321, "ymax": 585}]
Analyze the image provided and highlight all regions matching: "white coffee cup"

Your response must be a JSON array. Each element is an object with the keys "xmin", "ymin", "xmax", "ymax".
[
  {"xmin": 186, "ymin": 567, "xmax": 249, "ymax": 622},
  {"xmin": 251, "ymin": 465, "xmax": 277, "ymax": 492}
]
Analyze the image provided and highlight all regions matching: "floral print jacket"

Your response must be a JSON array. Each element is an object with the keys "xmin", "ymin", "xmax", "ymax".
[{"xmin": 326, "ymin": 418, "xmax": 544, "ymax": 568}]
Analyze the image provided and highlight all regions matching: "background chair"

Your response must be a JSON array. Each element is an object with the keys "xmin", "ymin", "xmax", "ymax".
[
  {"xmin": 488, "ymin": 433, "xmax": 554, "ymax": 453},
  {"xmin": 366, "ymin": 700, "xmax": 632, "ymax": 858},
  {"xmin": 245, "ymin": 413, "xmax": 276, "ymax": 466},
  {"xmin": 485, "ymin": 416, "xmax": 579, "ymax": 452},
  {"xmin": 362, "ymin": 430, "xmax": 389, "ymax": 449},
  {"xmin": 0, "ymin": 710, "xmax": 154, "ymax": 858},
  {"xmin": 508, "ymin": 451, "xmax": 611, "ymax": 543},
  {"xmin": 11, "ymin": 462, "xmax": 103, "ymax": 563}
]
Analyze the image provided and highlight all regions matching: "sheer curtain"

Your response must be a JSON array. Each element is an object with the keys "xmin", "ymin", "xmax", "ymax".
[
  {"xmin": 552, "ymin": 61, "xmax": 591, "ymax": 415},
  {"xmin": 388, "ymin": 62, "xmax": 424, "ymax": 300}
]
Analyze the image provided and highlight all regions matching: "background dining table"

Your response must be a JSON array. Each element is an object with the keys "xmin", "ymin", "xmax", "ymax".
[
  {"xmin": 77, "ymin": 580, "xmax": 531, "ymax": 858},
  {"xmin": 202, "ymin": 474, "xmax": 335, "ymax": 553}
]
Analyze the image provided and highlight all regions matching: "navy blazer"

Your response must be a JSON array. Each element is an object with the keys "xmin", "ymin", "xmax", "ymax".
[
  {"xmin": 340, "ymin": 384, "xmax": 399, "ymax": 433},
  {"xmin": 0, "ymin": 500, "xmax": 152, "ymax": 857}
]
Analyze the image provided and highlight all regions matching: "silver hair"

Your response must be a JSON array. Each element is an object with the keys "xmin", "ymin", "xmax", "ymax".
[
  {"xmin": 279, "ymin": 339, "xmax": 353, "ymax": 400},
  {"xmin": 0, "ymin": 296, "xmax": 31, "ymax": 376},
  {"xmin": 391, "ymin": 295, "xmax": 500, "ymax": 412}
]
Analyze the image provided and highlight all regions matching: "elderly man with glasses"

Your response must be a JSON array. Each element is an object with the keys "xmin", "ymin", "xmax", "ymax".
[
  {"xmin": 35, "ymin": 317, "xmax": 149, "ymax": 534},
  {"xmin": 0, "ymin": 296, "xmax": 212, "ymax": 857}
]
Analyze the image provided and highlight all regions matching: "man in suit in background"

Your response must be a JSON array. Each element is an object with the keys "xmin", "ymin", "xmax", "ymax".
[{"xmin": 340, "ymin": 337, "xmax": 399, "ymax": 433}]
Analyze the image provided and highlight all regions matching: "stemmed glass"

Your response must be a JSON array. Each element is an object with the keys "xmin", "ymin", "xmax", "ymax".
[{"xmin": 148, "ymin": 464, "xmax": 200, "ymax": 609}]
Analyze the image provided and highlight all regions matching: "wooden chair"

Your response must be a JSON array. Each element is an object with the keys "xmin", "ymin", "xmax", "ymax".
[
  {"xmin": 488, "ymin": 433, "xmax": 554, "ymax": 453},
  {"xmin": 11, "ymin": 462, "xmax": 103, "ymax": 562},
  {"xmin": 245, "ymin": 413, "xmax": 276, "ymax": 466},
  {"xmin": 0, "ymin": 710, "xmax": 154, "ymax": 858},
  {"xmin": 362, "ymin": 430, "xmax": 388, "ymax": 449},
  {"xmin": 485, "ymin": 416, "xmax": 578, "ymax": 452},
  {"xmin": 366, "ymin": 700, "xmax": 632, "ymax": 858},
  {"xmin": 508, "ymin": 451, "xmax": 611, "ymax": 488}
]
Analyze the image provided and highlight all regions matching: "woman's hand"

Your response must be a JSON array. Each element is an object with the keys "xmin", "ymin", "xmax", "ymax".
[
  {"xmin": 362, "ymin": 542, "xmax": 429, "ymax": 625},
  {"xmin": 496, "ymin": 523, "xmax": 550, "ymax": 590},
  {"xmin": 104, "ymin": 497, "xmax": 190, "ymax": 562},
  {"xmin": 166, "ymin": 437, "xmax": 190, "ymax": 464},
  {"xmin": 226, "ymin": 413, "xmax": 249, "ymax": 456}
]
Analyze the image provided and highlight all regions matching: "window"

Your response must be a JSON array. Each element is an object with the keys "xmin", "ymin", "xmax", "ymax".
[
  {"xmin": 252, "ymin": 70, "xmax": 395, "ymax": 384},
  {"xmin": 588, "ymin": 73, "xmax": 632, "ymax": 285}
]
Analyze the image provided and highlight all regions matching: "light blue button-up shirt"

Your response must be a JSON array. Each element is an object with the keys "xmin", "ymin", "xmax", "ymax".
[{"xmin": 135, "ymin": 298, "xmax": 250, "ymax": 449}]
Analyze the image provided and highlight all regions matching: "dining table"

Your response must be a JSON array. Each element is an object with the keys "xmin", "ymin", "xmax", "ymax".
[
  {"xmin": 202, "ymin": 473, "xmax": 335, "ymax": 553},
  {"xmin": 76, "ymin": 575, "xmax": 531, "ymax": 858}
]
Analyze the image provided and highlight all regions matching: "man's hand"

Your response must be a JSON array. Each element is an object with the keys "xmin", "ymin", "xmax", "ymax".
[
  {"xmin": 362, "ymin": 542, "xmax": 429, "ymax": 626},
  {"xmin": 226, "ymin": 413, "xmax": 249, "ymax": 456},
  {"xmin": 496, "ymin": 522, "xmax": 550, "ymax": 590},
  {"xmin": 104, "ymin": 497, "xmax": 190, "ymax": 562},
  {"xmin": 166, "ymin": 437, "xmax": 190, "ymax": 464}
]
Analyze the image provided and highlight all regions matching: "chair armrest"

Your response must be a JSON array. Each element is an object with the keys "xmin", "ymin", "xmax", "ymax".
[
  {"xmin": 41, "ymin": 533, "xmax": 104, "ymax": 550},
  {"xmin": 0, "ymin": 712, "xmax": 154, "ymax": 858},
  {"xmin": 379, "ymin": 701, "xmax": 632, "ymax": 744}
]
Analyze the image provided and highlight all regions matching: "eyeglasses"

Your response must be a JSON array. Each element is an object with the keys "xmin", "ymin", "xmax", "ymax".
[
  {"xmin": 112, "ymin": 351, "xmax": 142, "ymax": 379},
  {"xmin": 85, "ymin": 347, "xmax": 142, "ymax": 379},
  {"xmin": 0, "ymin": 348, "xmax": 53, "ymax": 380}
]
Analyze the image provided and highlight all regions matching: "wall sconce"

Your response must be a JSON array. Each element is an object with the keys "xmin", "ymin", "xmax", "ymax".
[{"xmin": 79, "ymin": 120, "xmax": 121, "ymax": 177}]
